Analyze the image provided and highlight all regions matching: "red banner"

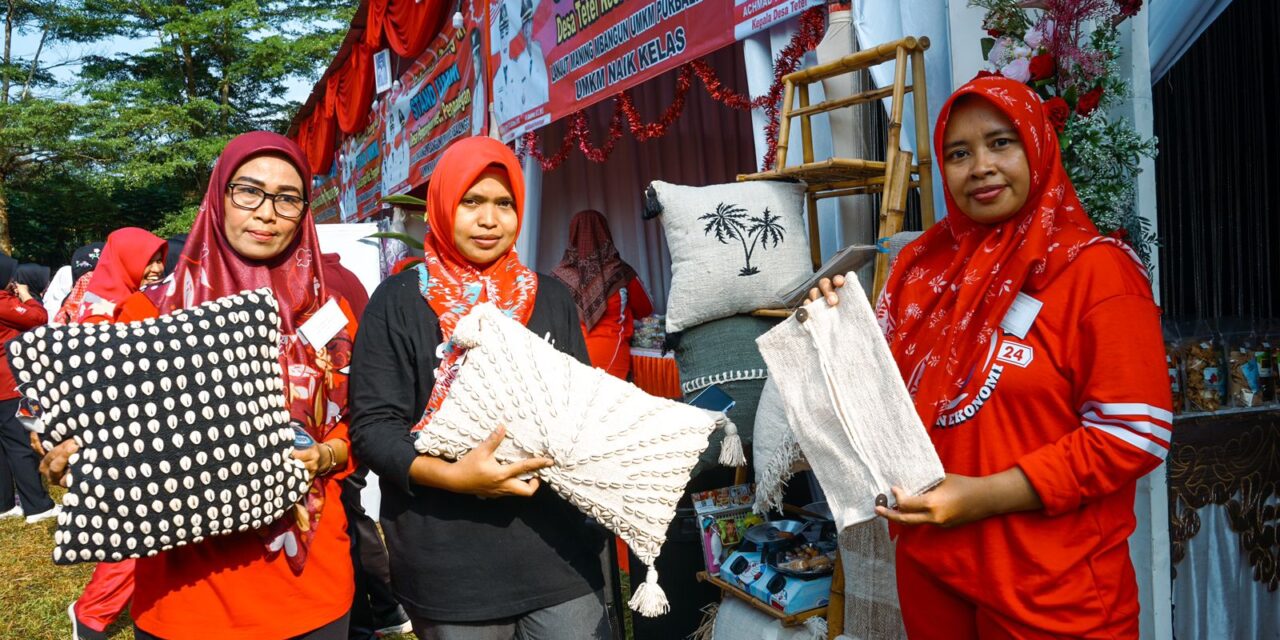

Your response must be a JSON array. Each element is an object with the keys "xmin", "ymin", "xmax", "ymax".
[
  {"xmin": 488, "ymin": 0, "xmax": 819, "ymax": 141},
  {"xmin": 381, "ymin": 2, "xmax": 490, "ymax": 197},
  {"xmin": 336, "ymin": 112, "xmax": 384, "ymax": 222}
]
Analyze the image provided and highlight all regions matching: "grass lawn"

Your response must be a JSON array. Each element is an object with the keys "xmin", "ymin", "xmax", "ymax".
[
  {"xmin": 1, "ymin": 486, "xmax": 414, "ymax": 639},
  {"xmin": 0, "ymin": 486, "xmax": 121, "ymax": 639}
]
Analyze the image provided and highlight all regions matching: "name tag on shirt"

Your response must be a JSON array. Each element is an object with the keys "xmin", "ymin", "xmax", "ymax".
[
  {"xmin": 999, "ymin": 292, "xmax": 1042, "ymax": 339},
  {"xmin": 299, "ymin": 298, "xmax": 347, "ymax": 348}
]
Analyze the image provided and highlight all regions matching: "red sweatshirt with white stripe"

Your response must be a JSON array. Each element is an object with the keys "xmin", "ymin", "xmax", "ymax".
[{"xmin": 896, "ymin": 244, "xmax": 1172, "ymax": 636}]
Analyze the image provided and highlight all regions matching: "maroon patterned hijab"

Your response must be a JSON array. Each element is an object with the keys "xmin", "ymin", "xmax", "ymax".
[
  {"xmin": 146, "ymin": 131, "xmax": 352, "ymax": 572},
  {"xmin": 552, "ymin": 210, "xmax": 636, "ymax": 327}
]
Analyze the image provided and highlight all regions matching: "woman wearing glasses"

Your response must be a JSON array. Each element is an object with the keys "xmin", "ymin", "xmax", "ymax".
[{"xmin": 43, "ymin": 132, "xmax": 358, "ymax": 639}]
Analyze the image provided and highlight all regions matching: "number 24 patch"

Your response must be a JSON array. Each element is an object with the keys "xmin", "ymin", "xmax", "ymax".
[{"xmin": 997, "ymin": 341, "xmax": 1034, "ymax": 368}]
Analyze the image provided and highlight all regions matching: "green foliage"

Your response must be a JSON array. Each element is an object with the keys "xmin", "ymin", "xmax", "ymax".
[
  {"xmin": 970, "ymin": 0, "xmax": 1160, "ymax": 269},
  {"xmin": 0, "ymin": 0, "xmax": 355, "ymax": 259}
]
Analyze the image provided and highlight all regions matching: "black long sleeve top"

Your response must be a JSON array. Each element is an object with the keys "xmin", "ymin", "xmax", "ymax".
[{"xmin": 349, "ymin": 268, "xmax": 605, "ymax": 622}]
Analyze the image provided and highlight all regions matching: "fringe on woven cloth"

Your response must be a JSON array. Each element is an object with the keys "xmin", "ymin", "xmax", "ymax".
[
  {"xmin": 840, "ymin": 520, "xmax": 908, "ymax": 640},
  {"xmin": 751, "ymin": 377, "xmax": 803, "ymax": 513}
]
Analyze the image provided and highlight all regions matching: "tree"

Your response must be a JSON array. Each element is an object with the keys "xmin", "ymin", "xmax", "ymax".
[
  {"xmin": 1, "ymin": 0, "xmax": 353, "ymax": 261},
  {"xmin": 0, "ymin": 0, "xmax": 107, "ymax": 254},
  {"xmin": 76, "ymin": 0, "xmax": 355, "ymax": 194}
]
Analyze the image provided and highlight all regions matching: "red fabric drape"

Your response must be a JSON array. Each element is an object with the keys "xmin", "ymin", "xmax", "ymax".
[
  {"xmin": 329, "ymin": 42, "xmax": 375, "ymax": 135},
  {"xmin": 364, "ymin": 0, "xmax": 388, "ymax": 48},
  {"xmin": 292, "ymin": 92, "xmax": 337, "ymax": 176},
  {"xmin": 384, "ymin": 0, "xmax": 447, "ymax": 60},
  {"xmin": 306, "ymin": 96, "xmax": 337, "ymax": 175}
]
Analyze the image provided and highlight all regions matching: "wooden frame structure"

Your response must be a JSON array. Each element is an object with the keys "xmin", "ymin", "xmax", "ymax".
[{"xmin": 739, "ymin": 36, "xmax": 935, "ymax": 284}]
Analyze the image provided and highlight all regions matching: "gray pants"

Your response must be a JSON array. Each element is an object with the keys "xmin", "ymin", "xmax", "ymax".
[{"xmin": 412, "ymin": 591, "xmax": 611, "ymax": 640}]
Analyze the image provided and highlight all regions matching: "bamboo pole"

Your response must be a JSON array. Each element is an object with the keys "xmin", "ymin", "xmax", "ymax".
[
  {"xmin": 775, "ymin": 80, "xmax": 795, "ymax": 169},
  {"xmin": 785, "ymin": 36, "xmax": 925, "ymax": 84},
  {"xmin": 872, "ymin": 151, "xmax": 913, "ymax": 300},
  {"xmin": 788, "ymin": 84, "xmax": 903, "ymax": 119},
  {"xmin": 798, "ymin": 83, "xmax": 814, "ymax": 165},
  {"xmin": 827, "ymin": 554, "xmax": 845, "ymax": 639},
  {"xmin": 883, "ymin": 46, "xmax": 910, "ymax": 187},
  {"xmin": 910, "ymin": 48, "xmax": 936, "ymax": 227}
]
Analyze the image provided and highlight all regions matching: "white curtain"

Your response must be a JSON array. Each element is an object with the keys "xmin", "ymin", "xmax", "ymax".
[
  {"xmin": 1173, "ymin": 499, "xmax": 1280, "ymax": 639},
  {"xmin": 531, "ymin": 43, "xmax": 758, "ymax": 313},
  {"xmin": 850, "ymin": 0, "xmax": 952, "ymax": 214},
  {"xmin": 1149, "ymin": 0, "xmax": 1235, "ymax": 82}
]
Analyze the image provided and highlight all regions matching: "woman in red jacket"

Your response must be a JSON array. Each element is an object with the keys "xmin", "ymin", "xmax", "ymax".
[
  {"xmin": 44, "ymin": 131, "xmax": 357, "ymax": 639},
  {"xmin": 812, "ymin": 76, "xmax": 1170, "ymax": 638},
  {"xmin": 551, "ymin": 210, "xmax": 652, "ymax": 379}
]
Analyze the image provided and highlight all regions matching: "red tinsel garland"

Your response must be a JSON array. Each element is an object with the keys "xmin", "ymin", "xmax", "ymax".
[{"xmin": 524, "ymin": 6, "xmax": 826, "ymax": 171}]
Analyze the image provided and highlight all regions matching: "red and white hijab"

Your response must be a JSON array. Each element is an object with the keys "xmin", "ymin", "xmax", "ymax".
[{"xmin": 879, "ymin": 75, "xmax": 1146, "ymax": 429}]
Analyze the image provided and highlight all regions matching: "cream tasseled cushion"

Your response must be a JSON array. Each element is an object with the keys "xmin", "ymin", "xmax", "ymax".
[{"xmin": 413, "ymin": 303, "xmax": 719, "ymax": 616}]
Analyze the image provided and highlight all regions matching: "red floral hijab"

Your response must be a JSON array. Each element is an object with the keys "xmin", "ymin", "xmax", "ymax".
[
  {"xmin": 879, "ymin": 76, "xmax": 1145, "ymax": 430},
  {"xmin": 411, "ymin": 136, "xmax": 538, "ymax": 432},
  {"xmin": 76, "ymin": 227, "xmax": 166, "ymax": 321},
  {"xmin": 551, "ymin": 210, "xmax": 637, "ymax": 328},
  {"xmin": 146, "ymin": 131, "xmax": 353, "ymax": 572}
]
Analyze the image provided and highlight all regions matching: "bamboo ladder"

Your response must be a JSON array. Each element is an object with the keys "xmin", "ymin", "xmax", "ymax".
[{"xmin": 739, "ymin": 36, "xmax": 935, "ymax": 306}]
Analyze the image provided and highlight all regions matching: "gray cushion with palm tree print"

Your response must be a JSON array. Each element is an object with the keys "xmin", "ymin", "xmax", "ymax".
[{"xmin": 649, "ymin": 180, "xmax": 812, "ymax": 332}]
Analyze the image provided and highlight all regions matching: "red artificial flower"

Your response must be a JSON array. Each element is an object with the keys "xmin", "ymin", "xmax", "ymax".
[
  {"xmin": 986, "ymin": 28, "xmax": 1003, "ymax": 38},
  {"xmin": 1044, "ymin": 96, "xmax": 1070, "ymax": 131},
  {"xmin": 1115, "ymin": 0, "xmax": 1142, "ymax": 18},
  {"xmin": 976, "ymin": 69, "xmax": 1003, "ymax": 79},
  {"xmin": 1029, "ymin": 54, "xmax": 1056, "ymax": 81},
  {"xmin": 1076, "ymin": 86, "xmax": 1104, "ymax": 115}
]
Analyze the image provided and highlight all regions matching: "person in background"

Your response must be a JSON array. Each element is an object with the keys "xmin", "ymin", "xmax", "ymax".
[
  {"xmin": 42, "ymin": 131, "xmax": 358, "ymax": 638},
  {"xmin": 61, "ymin": 227, "xmax": 167, "ymax": 640},
  {"xmin": 163, "ymin": 234, "xmax": 188, "ymax": 276},
  {"xmin": 41, "ymin": 264, "xmax": 73, "ymax": 320},
  {"xmin": 350, "ymin": 137, "xmax": 609, "ymax": 639},
  {"xmin": 0, "ymin": 251, "xmax": 58, "ymax": 525},
  {"xmin": 810, "ymin": 75, "xmax": 1170, "ymax": 639},
  {"xmin": 14, "ymin": 264, "xmax": 51, "ymax": 301},
  {"xmin": 73, "ymin": 227, "xmax": 167, "ymax": 324},
  {"xmin": 551, "ymin": 210, "xmax": 652, "ymax": 380},
  {"xmin": 53, "ymin": 242, "xmax": 105, "ymax": 324},
  {"xmin": 321, "ymin": 252, "xmax": 413, "ymax": 639}
]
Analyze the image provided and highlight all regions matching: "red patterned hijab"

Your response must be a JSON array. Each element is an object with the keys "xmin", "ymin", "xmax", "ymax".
[
  {"xmin": 411, "ymin": 136, "xmax": 538, "ymax": 431},
  {"xmin": 879, "ymin": 76, "xmax": 1144, "ymax": 430},
  {"xmin": 146, "ymin": 131, "xmax": 352, "ymax": 572},
  {"xmin": 552, "ymin": 210, "xmax": 636, "ymax": 328}
]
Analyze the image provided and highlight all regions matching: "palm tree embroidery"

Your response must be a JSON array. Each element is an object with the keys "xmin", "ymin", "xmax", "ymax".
[{"xmin": 699, "ymin": 203, "xmax": 787, "ymax": 276}]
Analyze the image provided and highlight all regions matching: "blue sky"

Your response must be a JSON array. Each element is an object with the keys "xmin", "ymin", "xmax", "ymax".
[{"xmin": 11, "ymin": 31, "xmax": 316, "ymax": 105}]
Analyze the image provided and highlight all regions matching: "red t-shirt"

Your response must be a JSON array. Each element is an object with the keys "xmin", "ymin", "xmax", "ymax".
[
  {"xmin": 581, "ymin": 277, "xmax": 652, "ymax": 379},
  {"xmin": 119, "ymin": 292, "xmax": 356, "ymax": 639},
  {"xmin": 0, "ymin": 292, "xmax": 47, "ymax": 400},
  {"xmin": 895, "ymin": 245, "xmax": 1172, "ymax": 636}
]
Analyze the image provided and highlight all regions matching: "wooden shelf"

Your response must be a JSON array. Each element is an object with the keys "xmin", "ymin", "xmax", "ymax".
[{"xmin": 696, "ymin": 571, "xmax": 828, "ymax": 627}]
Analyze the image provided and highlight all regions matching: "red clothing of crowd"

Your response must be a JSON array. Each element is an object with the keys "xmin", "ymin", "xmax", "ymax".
[{"xmin": 581, "ymin": 277, "xmax": 651, "ymax": 379}]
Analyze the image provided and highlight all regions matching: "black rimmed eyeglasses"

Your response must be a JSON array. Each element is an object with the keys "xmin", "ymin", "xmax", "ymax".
[{"xmin": 226, "ymin": 183, "xmax": 308, "ymax": 220}]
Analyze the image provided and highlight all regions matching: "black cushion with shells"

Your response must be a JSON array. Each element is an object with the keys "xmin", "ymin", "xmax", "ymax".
[{"xmin": 5, "ymin": 288, "xmax": 308, "ymax": 565}]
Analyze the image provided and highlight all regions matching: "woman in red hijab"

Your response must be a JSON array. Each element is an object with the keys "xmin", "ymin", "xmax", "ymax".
[
  {"xmin": 812, "ymin": 76, "xmax": 1171, "ymax": 638},
  {"xmin": 73, "ymin": 227, "xmax": 166, "ymax": 323},
  {"xmin": 349, "ymin": 137, "xmax": 609, "ymax": 639},
  {"xmin": 552, "ymin": 210, "xmax": 652, "ymax": 379},
  {"xmin": 43, "ymin": 131, "xmax": 358, "ymax": 639},
  {"xmin": 63, "ymin": 227, "xmax": 165, "ymax": 640}
]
